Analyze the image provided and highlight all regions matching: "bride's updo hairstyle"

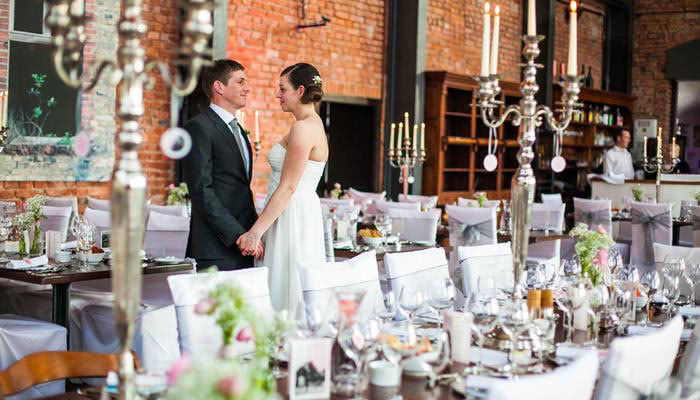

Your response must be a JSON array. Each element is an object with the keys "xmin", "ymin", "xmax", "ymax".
[{"xmin": 280, "ymin": 63, "xmax": 323, "ymax": 104}]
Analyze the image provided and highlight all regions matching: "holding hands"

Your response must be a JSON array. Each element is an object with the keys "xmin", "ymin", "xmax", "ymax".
[{"xmin": 237, "ymin": 229, "xmax": 265, "ymax": 259}]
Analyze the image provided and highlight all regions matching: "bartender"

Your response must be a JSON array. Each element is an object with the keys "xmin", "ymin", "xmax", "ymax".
[{"xmin": 603, "ymin": 129, "xmax": 634, "ymax": 179}]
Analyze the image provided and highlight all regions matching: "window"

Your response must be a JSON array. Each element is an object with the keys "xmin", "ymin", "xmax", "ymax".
[{"xmin": 7, "ymin": 0, "xmax": 81, "ymax": 139}]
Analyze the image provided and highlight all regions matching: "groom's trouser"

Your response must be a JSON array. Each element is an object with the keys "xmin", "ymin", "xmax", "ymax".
[{"xmin": 195, "ymin": 256, "xmax": 254, "ymax": 271}]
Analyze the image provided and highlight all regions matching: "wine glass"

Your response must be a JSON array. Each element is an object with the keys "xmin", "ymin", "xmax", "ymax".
[
  {"xmin": 374, "ymin": 291, "xmax": 397, "ymax": 327},
  {"xmin": 531, "ymin": 314, "xmax": 556, "ymax": 369},
  {"xmin": 374, "ymin": 214, "xmax": 392, "ymax": 251},
  {"xmin": 399, "ymin": 285, "xmax": 424, "ymax": 325},
  {"xmin": 498, "ymin": 301, "xmax": 532, "ymax": 372},
  {"xmin": 76, "ymin": 220, "xmax": 96, "ymax": 271},
  {"xmin": 469, "ymin": 296, "xmax": 499, "ymax": 374},
  {"xmin": 427, "ymin": 278, "xmax": 455, "ymax": 330},
  {"xmin": 639, "ymin": 270, "xmax": 660, "ymax": 326}
]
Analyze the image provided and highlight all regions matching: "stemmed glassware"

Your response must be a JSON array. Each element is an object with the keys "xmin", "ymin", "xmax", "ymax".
[
  {"xmin": 72, "ymin": 216, "xmax": 96, "ymax": 271},
  {"xmin": 639, "ymin": 270, "xmax": 661, "ymax": 326},
  {"xmin": 427, "ymin": 278, "xmax": 455, "ymax": 329},
  {"xmin": 375, "ymin": 291, "xmax": 397, "ymax": 327},
  {"xmin": 498, "ymin": 300, "xmax": 532, "ymax": 372},
  {"xmin": 374, "ymin": 214, "xmax": 392, "ymax": 251},
  {"xmin": 469, "ymin": 295, "xmax": 499, "ymax": 374},
  {"xmin": 399, "ymin": 285, "xmax": 424, "ymax": 325},
  {"xmin": 333, "ymin": 288, "xmax": 369, "ymax": 398}
]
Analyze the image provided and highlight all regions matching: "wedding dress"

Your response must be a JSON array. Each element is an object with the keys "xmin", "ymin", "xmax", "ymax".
[{"xmin": 264, "ymin": 143, "xmax": 326, "ymax": 311}]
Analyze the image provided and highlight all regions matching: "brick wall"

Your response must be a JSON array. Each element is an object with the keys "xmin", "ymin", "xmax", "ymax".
[
  {"xmin": 632, "ymin": 0, "xmax": 700, "ymax": 138},
  {"xmin": 553, "ymin": 0, "xmax": 605, "ymax": 88},
  {"xmin": 426, "ymin": 0, "xmax": 522, "ymax": 83},
  {"xmin": 225, "ymin": 0, "xmax": 386, "ymax": 195}
]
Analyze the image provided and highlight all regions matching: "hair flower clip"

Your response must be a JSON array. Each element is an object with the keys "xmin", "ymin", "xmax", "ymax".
[{"xmin": 312, "ymin": 75, "xmax": 322, "ymax": 86}]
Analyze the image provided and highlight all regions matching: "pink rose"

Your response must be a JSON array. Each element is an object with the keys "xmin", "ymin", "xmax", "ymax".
[
  {"xmin": 217, "ymin": 375, "xmax": 248, "ymax": 397},
  {"xmin": 598, "ymin": 248, "xmax": 609, "ymax": 267},
  {"xmin": 193, "ymin": 298, "xmax": 216, "ymax": 315},
  {"xmin": 168, "ymin": 183, "xmax": 175, "ymax": 190},
  {"xmin": 597, "ymin": 225, "xmax": 607, "ymax": 234},
  {"xmin": 236, "ymin": 327, "xmax": 254, "ymax": 342},
  {"xmin": 166, "ymin": 355, "xmax": 191, "ymax": 385}
]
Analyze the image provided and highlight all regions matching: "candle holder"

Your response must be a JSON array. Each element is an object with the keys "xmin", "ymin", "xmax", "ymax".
[
  {"xmin": 44, "ymin": 1, "xmax": 215, "ymax": 399},
  {"xmin": 254, "ymin": 139, "xmax": 261, "ymax": 159},
  {"xmin": 474, "ymin": 34, "xmax": 582, "ymax": 296},
  {"xmin": 0, "ymin": 127, "xmax": 8, "ymax": 153},
  {"xmin": 642, "ymin": 135, "xmax": 679, "ymax": 204},
  {"xmin": 387, "ymin": 130, "xmax": 426, "ymax": 197}
]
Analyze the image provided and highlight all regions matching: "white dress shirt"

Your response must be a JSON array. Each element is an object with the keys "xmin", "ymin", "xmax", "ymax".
[
  {"xmin": 603, "ymin": 145, "xmax": 634, "ymax": 179},
  {"xmin": 209, "ymin": 103, "xmax": 250, "ymax": 173}
]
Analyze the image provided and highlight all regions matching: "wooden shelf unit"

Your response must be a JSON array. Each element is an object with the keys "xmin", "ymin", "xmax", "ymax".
[{"xmin": 422, "ymin": 71, "xmax": 522, "ymax": 205}]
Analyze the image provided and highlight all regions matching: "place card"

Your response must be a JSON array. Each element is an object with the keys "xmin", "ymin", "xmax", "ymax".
[{"xmin": 289, "ymin": 337, "xmax": 333, "ymax": 400}]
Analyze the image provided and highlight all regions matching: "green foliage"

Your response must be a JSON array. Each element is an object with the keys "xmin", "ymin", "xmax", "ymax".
[
  {"xmin": 570, "ymin": 223, "xmax": 615, "ymax": 286},
  {"xmin": 166, "ymin": 182, "xmax": 189, "ymax": 205},
  {"xmin": 632, "ymin": 184, "xmax": 644, "ymax": 202}
]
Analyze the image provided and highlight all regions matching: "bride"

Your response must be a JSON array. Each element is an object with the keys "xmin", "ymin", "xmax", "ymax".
[{"xmin": 236, "ymin": 63, "xmax": 328, "ymax": 311}]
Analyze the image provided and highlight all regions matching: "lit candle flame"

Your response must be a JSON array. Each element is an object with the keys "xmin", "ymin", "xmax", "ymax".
[
  {"xmin": 494, "ymin": 4, "xmax": 500, "ymax": 15},
  {"xmin": 484, "ymin": 1, "xmax": 491, "ymax": 14},
  {"xmin": 570, "ymin": 1, "xmax": 577, "ymax": 12}
]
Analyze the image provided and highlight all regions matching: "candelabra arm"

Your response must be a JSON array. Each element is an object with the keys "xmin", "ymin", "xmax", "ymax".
[
  {"xmin": 145, "ymin": 58, "xmax": 207, "ymax": 97},
  {"xmin": 480, "ymin": 104, "xmax": 522, "ymax": 129},
  {"xmin": 52, "ymin": 47, "xmax": 83, "ymax": 89},
  {"xmin": 537, "ymin": 105, "xmax": 573, "ymax": 132}
]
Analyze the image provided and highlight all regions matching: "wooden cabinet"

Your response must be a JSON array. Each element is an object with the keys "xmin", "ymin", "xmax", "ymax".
[{"xmin": 422, "ymin": 71, "xmax": 522, "ymax": 205}]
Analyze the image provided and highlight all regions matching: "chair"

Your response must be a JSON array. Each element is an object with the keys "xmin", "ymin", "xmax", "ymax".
[
  {"xmin": 87, "ymin": 197, "xmax": 110, "ymax": 211},
  {"xmin": 653, "ymin": 243, "xmax": 700, "ymax": 265},
  {"xmin": 320, "ymin": 198, "xmax": 355, "ymax": 208},
  {"xmin": 694, "ymin": 207, "xmax": 700, "ymax": 248},
  {"xmin": 540, "ymin": 193, "xmax": 564, "ymax": 205},
  {"xmin": 83, "ymin": 207, "xmax": 111, "ymax": 248},
  {"xmin": 574, "ymin": 197, "xmax": 612, "ymax": 235},
  {"xmin": 383, "ymin": 247, "xmax": 449, "ymax": 315},
  {"xmin": 167, "ymin": 267, "xmax": 273, "ymax": 357},
  {"xmin": 455, "ymin": 242, "xmax": 513, "ymax": 308},
  {"xmin": 527, "ymin": 203, "xmax": 566, "ymax": 280},
  {"xmin": 398, "ymin": 194, "xmax": 438, "ymax": 209},
  {"xmin": 488, "ymin": 351, "xmax": 598, "ymax": 400},
  {"xmin": 0, "ymin": 315, "xmax": 67, "ymax": 399},
  {"xmin": 144, "ymin": 211, "xmax": 190, "ymax": 258},
  {"xmin": 346, "ymin": 188, "xmax": 385, "ymax": 215},
  {"xmin": 593, "ymin": 315, "xmax": 684, "ymax": 400},
  {"xmin": 679, "ymin": 324, "xmax": 700, "ymax": 399},
  {"xmin": 630, "ymin": 202, "xmax": 672, "ymax": 268},
  {"xmin": 297, "ymin": 251, "xmax": 381, "ymax": 324},
  {"xmin": 678, "ymin": 201, "xmax": 697, "ymax": 247},
  {"xmin": 40, "ymin": 206, "xmax": 73, "ymax": 242},
  {"xmin": 147, "ymin": 204, "xmax": 188, "ymax": 217},
  {"xmin": 387, "ymin": 208, "xmax": 441, "ymax": 244},
  {"xmin": 446, "ymin": 205, "xmax": 497, "ymax": 247},
  {"xmin": 456, "ymin": 197, "xmax": 501, "ymax": 208},
  {"xmin": 375, "ymin": 199, "xmax": 420, "ymax": 214},
  {"xmin": 0, "ymin": 351, "xmax": 138, "ymax": 399},
  {"xmin": 44, "ymin": 197, "xmax": 78, "ymax": 240}
]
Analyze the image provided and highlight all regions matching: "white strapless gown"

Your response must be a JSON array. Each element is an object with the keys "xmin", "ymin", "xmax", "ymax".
[{"xmin": 264, "ymin": 143, "xmax": 326, "ymax": 311}]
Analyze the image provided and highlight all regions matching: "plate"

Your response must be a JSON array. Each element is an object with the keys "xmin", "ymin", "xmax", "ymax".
[{"xmin": 154, "ymin": 256, "xmax": 184, "ymax": 265}]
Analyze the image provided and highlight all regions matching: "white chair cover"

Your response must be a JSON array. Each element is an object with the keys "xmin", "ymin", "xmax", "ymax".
[
  {"xmin": 0, "ymin": 314, "xmax": 67, "ymax": 400},
  {"xmin": 653, "ymin": 243, "xmax": 700, "ymax": 265},
  {"xmin": 80, "ymin": 304, "xmax": 180, "ymax": 375},
  {"xmin": 456, "ymin": 242, "xmax": 513, "ymax": 307},
  {"xmin": 44, "ymin": 197, "xmax": 78, "ymax": 240},
  {"xmin": 489, "ymin": 351, "xmax": 598, "ymax": 400},
  {"xmin": 298, "ymin": 251, "xmax": 381, "ymax": 323},
  {"xmin": 83, "ymin": 207, "xmax": 111, "ymax": 246},
  {"xmin": 87, "ymin": 197, "xmax": 110, "ymax": 211},
  {"xmin": 694, "ymin": 206, "xmax": 700, "ymax": 248},
  {"xmin": 630, "ymin": 202, "xmax": 672, "ymax": 268},
  {"xmin": 456, "ymin": 197, "xmax": 501, "ymax": 208},
  {"xmin": 147, "ymin": 204, "xmax": 187, "ymax": 217},
  {"xmin": 144, "ymin": 211, "xmax": 190, "ymax": 258},
  {"xmin": 398, "ymin": 194, "xmax": 438, "ymax": 209},
  {"xmin": 375, "ymin": 199, "xmax": 421, "ymax": 214},
  {"xmin": 167, "ymin": 267, "xmax": 273, "ymax": 357},
  {"xmin": 320, "ymin": 198, "xmax": 354, "ymax": 208},
  {"xmin": 541, "ymin": 193, "xmax": 564, "ymax": 205},
  {"xmin": 574, "ymin": 197, "xmax": 612, "ymax": 235},
  {"xmin": 593, "ymin": 315, "xmax": 683, "ymax": 400},
  {"xmin": 347, "ymin": 188, "xmax": 385, "ymax": 215},
  {"xmin": 528, "ymin": 203, "xmax": 566, "ymax": 279},
  {"xmin": 679, "ymin": 324, "xmax": 700, "ymax": 398},
  {"xmin": 383, "ymin": 247, "xmax": 449, "ymax": 310},
  {"xmin": 40, "ymin": 205, "xmax": 72, "ymax": 241},
  {"xmin": 0, "ymin": 201, "xmax": 16, "ymax": 217},
  {"xmin": 387, "ymin": 208, "xmax": 441, "ymax": 244}
]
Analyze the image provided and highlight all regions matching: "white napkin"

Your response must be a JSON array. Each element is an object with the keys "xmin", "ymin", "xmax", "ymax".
[
  {"xmin": 465, "ymin": 374, "xmax": 501, "ymax": 390},
  {"xmin": 467, "ymin": 347, "xmax": 509, "ymax": 367},
  {"xmin": 8, "ymin": 255, "xmax": 49, "ymax": 270},
  {"xmin": 627, "ymin": 325, "xmax": 692, "ymax": 341},
  {"xmin": 333, "ymin": 239, "xmax": 352, "ymax": 249},
  {"xmin": 679, "ymin": 306, "xmax": 700, "ymax": 317},
  {"xmin": 556, "ymin": 344, "xmax": 596, "ymax": 359},
  {"xmin": 60, "ymin": 241, "xmax": 77, "ymax": 250}
]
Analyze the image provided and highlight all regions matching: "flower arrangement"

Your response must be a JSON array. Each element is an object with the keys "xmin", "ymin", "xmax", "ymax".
[
  {"xmin": 329, "ymin": 182, "xmax": 343, "ymax": 199},
  {"xmin": 569, "ymin": 223, "xmax": 615, "ymax": 287},
  {"xmin": 12, "ymin": 196, "xmax": 46, "ymax": 255},
  {"xmin": 167, "ymin": 270, "xmax": 286, "ymax": 400},
  {"xmin": 166, "ymin": 182, "xmax": 189, "ymax": 206},
  {"xmin": 632, "ymin": 184, "xmax": 644, "ymax": 202},
  {"xmin": 474, "ymin": 191, "xmax": 487, "ymax": 208}
]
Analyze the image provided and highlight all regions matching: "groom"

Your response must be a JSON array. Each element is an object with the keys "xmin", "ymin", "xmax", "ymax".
[{"xmin": 183, "ymin": 59, "xmax": 262, "ymax": 270}]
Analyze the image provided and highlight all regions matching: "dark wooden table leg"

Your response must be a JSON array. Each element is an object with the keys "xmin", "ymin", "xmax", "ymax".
[
  {"xmin": 52, "ymin": 283, "xmax": 71, "ymax": 345},
  {"xmin": 673, "ymin": 224, "xmax": 681, "ymax": 246}
]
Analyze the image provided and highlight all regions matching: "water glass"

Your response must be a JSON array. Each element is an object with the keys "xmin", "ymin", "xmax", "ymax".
[
  {"xmin": 374, "ymin": 215, "xmax": 392, "ymax": 251},
  {"xmin": 399, "ymin": 285, "xmax": 424, "ymax": 324},
  {"xmin": 427, "ymin": 278, "xmax": 455, "ymax": 329}
]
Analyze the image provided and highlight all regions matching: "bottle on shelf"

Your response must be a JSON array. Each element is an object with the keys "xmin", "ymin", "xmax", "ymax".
[
  {"xmin": 616, "ymin": 107, "xmax": 624, "ymax": 127},
  {"xmin": 586, "ymin": 66, "xmax": 594, "ymax": 88},
  {"xmin": 587, "ymin": 104, "xmax": 594, "ymax": 124}
]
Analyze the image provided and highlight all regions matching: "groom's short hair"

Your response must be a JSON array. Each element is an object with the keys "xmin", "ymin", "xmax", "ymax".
[{"xmin": 201, "ymin": 59, "xmax": 245, "ymax": 100}]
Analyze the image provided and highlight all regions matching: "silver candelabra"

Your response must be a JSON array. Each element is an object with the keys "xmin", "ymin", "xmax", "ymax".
[
  {"xmin": 387, "ymin": 123, "xmax": 426, "ymax": 197},
  {"xmin": 642, "ymin": 128, "xmax": 679, "ymax": 204},
  {"xmin": 474, "ymin": 35, "xmax": 582, "ymax": 294},
  {"xmin": 0, "ymin": 127, "xmax": 8, "ymax": 153},
  {"xmin": 45, "ymin": 1, "xmax": 214, "ymax": 398}
]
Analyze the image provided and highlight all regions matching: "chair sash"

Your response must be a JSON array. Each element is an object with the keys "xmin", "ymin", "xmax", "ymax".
[
  {"xmin": 575, "ymin": 208, "xmax": 611, "ymax": 230},
  {"xmin": 631, "ymin": 208, "xmax": 671, "ymax": 265},
  {"xmin": 449, "ymin": 217, "xmax": 493, "ymax": 246}
]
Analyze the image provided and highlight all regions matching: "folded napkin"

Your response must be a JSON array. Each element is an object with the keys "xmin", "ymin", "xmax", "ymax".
[
  {"xmin": 333, "ymin": 239, "xmax": 352, "ymax": 249},
  {"xmin": 60, "ymin": 241, "xmax": 77, "ymax": 250},
  {"xmin": 556, "ymin": 344, "xmax": 596, "ymax": 360},
  {"xmin": 679, "ymin": 306, "xmax": 700, "ymax": 317},
  {"xmin": 627, "ymin": 325, "xmax": 692, "ymax": 341},
  {"xmin": 8, "ymin": 255, "xmax": 49, "ymax": 270},
  {"xmin": 465, "ymin": 374, "xmax": 502, "ymax": 391},
  {"xmin": 467, "ymin": 347, "xmax": 509, "ymax": 367}
]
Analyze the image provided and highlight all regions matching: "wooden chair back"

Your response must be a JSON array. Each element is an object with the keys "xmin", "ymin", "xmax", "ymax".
[{"xmin": 0, "ymin": 351, "xmax": 140, "ymax": 397}]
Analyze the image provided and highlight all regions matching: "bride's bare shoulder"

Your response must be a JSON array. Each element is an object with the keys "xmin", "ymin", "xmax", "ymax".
[{"xmin": 289, "ymin": 117, "xmax": 325, "ymax": 139}]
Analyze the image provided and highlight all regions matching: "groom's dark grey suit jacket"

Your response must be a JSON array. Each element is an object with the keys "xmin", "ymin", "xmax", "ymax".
[{"xmin": 182, "ymin": 107, "xmax": 257, "ymax": 270}]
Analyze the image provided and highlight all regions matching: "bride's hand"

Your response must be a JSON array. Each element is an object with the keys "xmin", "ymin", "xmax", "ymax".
[{"xmin": 236, "ymin": 230, "xmax": 263, "ymax": 257}]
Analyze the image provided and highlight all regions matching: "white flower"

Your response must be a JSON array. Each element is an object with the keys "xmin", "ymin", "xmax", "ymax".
[{"xmin": 312, "ymin": 75, "xmax": 322, "ymax": 86}]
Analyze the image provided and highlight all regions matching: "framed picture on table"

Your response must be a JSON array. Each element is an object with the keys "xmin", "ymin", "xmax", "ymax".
[
  {"xmin": 100, "ymin": 231, "xmax": 111, "ymax": 249},
  {"xmin": 288, "ymin": 338, "xmax": 332, "ymax": 399}
]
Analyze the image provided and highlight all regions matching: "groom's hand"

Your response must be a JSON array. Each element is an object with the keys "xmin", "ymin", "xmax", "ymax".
[{"xmin": 254, "ymin": 242, "xmax": 265, "ymax": 260}]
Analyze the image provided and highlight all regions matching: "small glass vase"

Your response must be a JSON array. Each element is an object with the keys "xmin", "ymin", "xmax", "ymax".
[
  {"xmin": 18, "ymin": 232, "xmax": 27, "ymax": 256},
  {"xmin": 29, "ymin": 223, "xmax": 43, "ymax": 256}
]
